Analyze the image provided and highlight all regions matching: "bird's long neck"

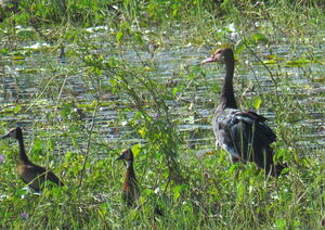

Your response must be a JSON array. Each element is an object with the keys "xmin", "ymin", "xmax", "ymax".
[
  {"xmin": 17, "ymin": 136, "xmax": 30, "ymax": 164},
  {"xmin": 220, "ymin": 59, "xmax": 237, "ymax": 110},
  {"xmin": 124, "ymin": 161, "xmax": 137, "ymax": 186}
]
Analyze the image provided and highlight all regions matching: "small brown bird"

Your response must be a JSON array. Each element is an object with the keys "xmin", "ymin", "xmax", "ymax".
[
  {"xmin": 116, "ymin": 147, "xmax": 164, "ymax": 225},
  {"xmin": 1, "ymin": 127, "xmax": 64, "ymax": 192},
  {"xmin": 116, "ymin": 148, "xmax": 139, "ymax": 207}
]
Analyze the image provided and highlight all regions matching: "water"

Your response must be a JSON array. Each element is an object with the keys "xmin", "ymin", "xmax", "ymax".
[{"xmin": 0, "ymin": 30, "xmax": 324, "ymax": 158}]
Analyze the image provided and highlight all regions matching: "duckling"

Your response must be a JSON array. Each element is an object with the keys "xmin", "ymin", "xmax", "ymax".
[
  {"xmin": 1, "ymin": 127, "xmax": 64, "ymax": 192},
  {"xmin": 116, "ymin": 148, "xmax": 164, "ymax": 221},
  {"xmin": 116, "ymin": 148, "xmax": 139, "ymax": 207}
]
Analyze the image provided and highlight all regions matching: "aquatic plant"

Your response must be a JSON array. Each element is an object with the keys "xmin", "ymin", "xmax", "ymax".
[{"xmin": 0, "ymin": 0, "xmax": 323, "ymax": 229}]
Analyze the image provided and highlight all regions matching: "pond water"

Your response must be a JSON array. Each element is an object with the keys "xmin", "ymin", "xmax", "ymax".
[{"xmin": 0, "ymin": 28, "xmax": 324, "ymax": 159}]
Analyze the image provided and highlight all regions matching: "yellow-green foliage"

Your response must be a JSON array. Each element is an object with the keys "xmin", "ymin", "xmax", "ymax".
[{"xmin": 0, "ymin": 0, "xmax": 324, "ymax": 229}]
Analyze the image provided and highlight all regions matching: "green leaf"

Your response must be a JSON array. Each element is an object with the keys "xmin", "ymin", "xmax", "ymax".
[
  {"xmin": 133, "ymin": 32, "xmax": 143, "ymax": 45},
  {"xmin": 138, "ymin": 127, "xmax": 147, "ymax": 138},
  {"xmin": 251, "ymin": 33, "xmax": 268, "ymax": 43},
  {"xmin": 0, "ymin": 48, "xmax": 9, "ymax": 55},
  {"xmin": 172, "ymin": 184, "xmax": 187, "ymax": 200},
  {"xmin": 131, "ymin": 144, "xmax": 142, "ymax": 157},
  {"xmin": 13, "ymin": 105, "xmax": 22, "ymax": 113},
  {"xmin": 236, "ymin": 181, "xmax": 246, "ymax": 202},
  {"xmin": 172, "ymin": 87, "xmax": 179, "ymax": 96},
  {"xmin": 275, "ymin": 218, "xmax": 287, "ymax": 230},
  {"xmin": 32, "ymin": 138, "xmax": 43, "ymax": 155},
  {"xmin": 285, "ymin": 58, "xmax": 312, "ymax": 67},
  {"xmin": 116, "ymin": 31, "xmax": 124, "ymax": 43},
  {"xmin": 60, "ymin": 103, "xmax": 73, "ymax": 118},
  {"xmin": 12, "ymin": 56, "xmax": 25, "ymax": 60},
  {"xmin": 252, "ymin": 96, "xmax": 262, "ymax": 110},
  {"xmin": 262, "ymin": 60, "xmax": 278, "ymax": 65}
]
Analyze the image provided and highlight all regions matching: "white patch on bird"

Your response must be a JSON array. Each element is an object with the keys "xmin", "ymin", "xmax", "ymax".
[
  {"xmin": 215, "ymin": 140, "xmax": 221, "ymax": 148},
  {"xmin": 222, "ymin": 143, "xmax": 241, "ymax": 160},
  {"xmin": 126, "ymin": 160, "xmax": 132, "ymax": 168}
]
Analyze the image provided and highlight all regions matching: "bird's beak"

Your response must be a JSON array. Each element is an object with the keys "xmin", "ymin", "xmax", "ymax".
[
  {"xmin": 115, "ymin": 155, "xmax": 124, "ymax": 161},
  {"xmin": 201, "ymin": 56, "xmax": 216, "ymax": 64},
  {"xmin": 0, "ymin": 133, "xmax": 10, "ymax": 139},
  {"xmin": 201, "ymin": 52, "xmax": 223, "ymax": 64}
]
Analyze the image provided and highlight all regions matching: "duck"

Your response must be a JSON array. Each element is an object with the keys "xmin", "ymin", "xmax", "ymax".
[
  {"xmin": 1, "ymin": 127, "xmax": 64, "ymax": 192},
  {"xmin": 201, "ymin": 48, "xmax": 286, "ymax": 176},
  {"xmin": 116, "ymin": 147, "xmax": 164, "ymax": 224},
  {"xmin": 116, "ymin": 148, "xmax": 140, "ymax": 206}
]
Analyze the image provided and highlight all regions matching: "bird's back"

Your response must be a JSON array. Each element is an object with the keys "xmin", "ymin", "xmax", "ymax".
[
  {"xmin": 213, "ymin": 108, "xmax": 278, "ymax": 173},
  {"xmin": 17, "ymin": 162, "xmax": 63, "ymax": 192}
]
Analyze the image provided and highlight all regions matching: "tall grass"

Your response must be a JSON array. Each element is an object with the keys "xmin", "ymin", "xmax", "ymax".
[{"xmin": 0, "ymin": 0, "xmax": 324, "ymax": 229}]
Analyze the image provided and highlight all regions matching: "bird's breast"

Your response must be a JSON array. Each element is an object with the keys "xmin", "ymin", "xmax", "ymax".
[
  {"xmin": 16, "ymin": 164, "xmax": 27, "ymax": 177},
  {"xmin": 16, "ymin": 164, "xmax": 43, "ymax": 190}
]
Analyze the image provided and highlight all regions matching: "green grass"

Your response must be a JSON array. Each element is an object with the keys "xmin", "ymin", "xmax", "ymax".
[{"xmin": 0, "ymin": 0, "xmax": 324, "ymax": 229}]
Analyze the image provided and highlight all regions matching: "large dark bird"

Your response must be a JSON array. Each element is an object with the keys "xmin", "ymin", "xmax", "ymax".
[
  {"xmin": 1, "ymin": 127, "xmax": 64, "ymax": 192},
  {"xmin": 201, "ymin": 48, "xmax": 286, "ymax": 176}
]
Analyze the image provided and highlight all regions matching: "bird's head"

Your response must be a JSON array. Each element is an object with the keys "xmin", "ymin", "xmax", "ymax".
[
  {"xmin": 201, "ymin": 48, "xmax": 234, "ymax": 65},
  {"xmin": 1, "ymin": 127, "xmax": 23, "ymax": 140},
  {"xmin": 116, "ymin": 148, "xmax": 134, "ymax": 166}
]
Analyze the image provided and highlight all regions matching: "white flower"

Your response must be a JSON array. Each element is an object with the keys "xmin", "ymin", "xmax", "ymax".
[{"xmin": 0, "ymin": 154, "xmax": 5, "ymax": 164}]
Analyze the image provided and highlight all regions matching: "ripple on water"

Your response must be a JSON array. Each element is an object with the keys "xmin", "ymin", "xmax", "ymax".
[{"xmin": 1, "ymin": 41, "xmax": 324, "ymax": 158}]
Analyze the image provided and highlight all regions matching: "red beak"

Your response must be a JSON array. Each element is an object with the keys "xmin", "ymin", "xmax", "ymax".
[{"xmin": 201, "ymin": 57, "xmax": 214, "ymax": 64}]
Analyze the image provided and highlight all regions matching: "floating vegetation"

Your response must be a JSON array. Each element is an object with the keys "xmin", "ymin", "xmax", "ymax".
[{"xmin": 0, "ymin": 0, "xmax": 324, "ymax": 229}]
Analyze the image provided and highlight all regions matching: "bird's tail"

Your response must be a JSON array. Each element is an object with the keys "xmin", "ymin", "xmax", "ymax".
[{"xmin": 271, "ymin": 163, "xmax": 288, "ymax": 177}]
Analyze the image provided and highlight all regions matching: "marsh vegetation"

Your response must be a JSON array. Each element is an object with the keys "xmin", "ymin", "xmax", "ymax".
[{"xmin": 0, "ymin": 0, "xmax": 324, "ymax": 229}]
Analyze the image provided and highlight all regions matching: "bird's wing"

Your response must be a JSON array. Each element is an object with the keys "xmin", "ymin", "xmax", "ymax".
[
  {"xmin": 215, "ymin": 109, "xmax": 276, "ymax": 161},
  {"xmin": 232, "ymin": 111, "xmax": 276, "ymax": 144},
  {"xmin": 27, "ymin": 164, "xmax": 64, "ymax": 186}
]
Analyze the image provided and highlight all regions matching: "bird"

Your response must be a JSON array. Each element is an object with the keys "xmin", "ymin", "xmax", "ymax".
[
  {"xmin": 201, "ymin": 47, "xmax": 286, "ymax": 176},
  {"xmin": 1, "ymin": 127, "xmax": 64, "ymax": 192},
  {"xmin": 116, "ymin": 147, "xmax": 164, "ymax": 225},
  {"xmin": 116, "ymin": 148, "xmax": 140, "ymax": 207}
]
